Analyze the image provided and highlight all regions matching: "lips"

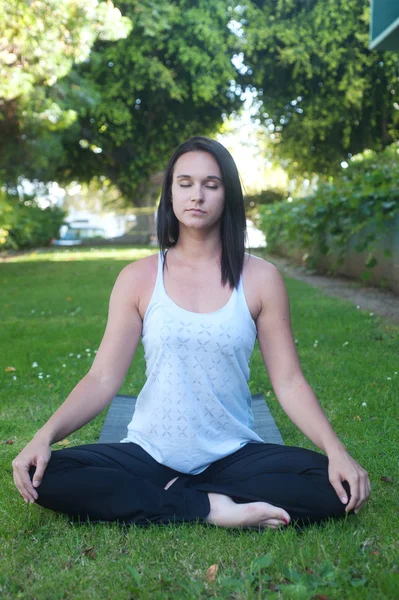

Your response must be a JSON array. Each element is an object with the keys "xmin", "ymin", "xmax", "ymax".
[{"xmin": 188, "ymin": 209, "xmax": 205, "ymax": 213}]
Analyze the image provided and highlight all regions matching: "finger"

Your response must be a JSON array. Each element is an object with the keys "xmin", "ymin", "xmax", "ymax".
[
  {"xmin": 20, "ymin": 470, "xmax": 38, "ymax": 502},
  {"xmin": 32, "ymin": 460, "xmax": 47, "ymax": 490},
  {"xmin": 14, "ymin": 470, "xmax": 35, "ymax": 503},
  {"xmin": 330, "ymin": 478, "xmax": 349, "ymax": 506},
  {"xmin": 345, "ymin": 479, "xmax": 360, "ymax": 513},
  {"xmin": 20, "ymin": 465, "xmax": 40, "ymax": 501},
  {"xmin": 354, "ymin": 477, "xmax": 369, "ymax": 514},
  {"xmin": 26, "ymin": 475, "xmax": 39, "ymax": 500}
]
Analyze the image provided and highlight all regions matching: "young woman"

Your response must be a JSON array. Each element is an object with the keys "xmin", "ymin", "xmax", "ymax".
[{"xmin": 12, "ymin": 136, "xmax": 370, "ymax": 530}]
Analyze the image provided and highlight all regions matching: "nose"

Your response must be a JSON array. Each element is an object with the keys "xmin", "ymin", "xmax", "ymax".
[{"xmin": 191, "ymin": 191, "xmax": 204, "ymax": 204}]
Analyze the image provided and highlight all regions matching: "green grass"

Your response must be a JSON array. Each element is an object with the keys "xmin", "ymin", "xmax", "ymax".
[{"xmin": 1, "ymin": 245, "xmax": 398, "ymax": 599}]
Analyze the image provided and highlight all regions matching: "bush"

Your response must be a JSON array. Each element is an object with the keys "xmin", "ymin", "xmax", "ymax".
[
  {"xmin": 244, "ymin": 188, "xmax": 287, "ymax": 223},
  {"xmin": 257, "ymin": 143, "xmax": 399, "ymax": 268},
  {"xmin": 0, "ymin": 191, "xmax": 66, "ymax": 250}
]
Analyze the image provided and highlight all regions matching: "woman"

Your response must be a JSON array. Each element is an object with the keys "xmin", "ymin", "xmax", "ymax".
[{"xmin": 12, "ymin": 136, "xmax": 370, "ymax": 530}]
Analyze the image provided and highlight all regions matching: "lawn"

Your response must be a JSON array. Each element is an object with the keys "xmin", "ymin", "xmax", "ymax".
[{"xmin": 1, "ymin": 245, "xmax": 398, "ymax": 599}]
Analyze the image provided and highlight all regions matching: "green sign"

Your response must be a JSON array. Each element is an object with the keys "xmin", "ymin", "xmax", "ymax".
[{"xmin": 370, "ymin": 0, "xmax": 399, "ymax": 50}]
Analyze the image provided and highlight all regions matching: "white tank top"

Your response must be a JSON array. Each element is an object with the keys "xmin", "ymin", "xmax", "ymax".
[{"xmin": 120, "ymin": 249, "xmax": 265, "ymax": 474}]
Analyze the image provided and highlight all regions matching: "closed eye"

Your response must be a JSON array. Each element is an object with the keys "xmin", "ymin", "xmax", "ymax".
[{"xmin": 180, "ymin": 184, "xmax": 218, "ymax": 189}]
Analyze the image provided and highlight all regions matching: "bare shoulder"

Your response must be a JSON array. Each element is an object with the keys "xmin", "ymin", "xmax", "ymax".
[
  {"xmin": 245, "ymin": 252, "xmax": 282, "ymax": 281},
  {"xmin": 114, "ymin": 252, "xmax": 158, "ymax": 301},
  {"xmin": 119, "ymin": 252, "xmax": 157, "ymax": 278},
  {"xmin": 245, "ymin": 253, "xmax": 286, "ymax": 309}
]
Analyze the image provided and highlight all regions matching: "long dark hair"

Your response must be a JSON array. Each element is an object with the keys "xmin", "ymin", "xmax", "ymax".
[{"xmin": 156, "ymin": 135, "xmax": 249, "ymax": 289}]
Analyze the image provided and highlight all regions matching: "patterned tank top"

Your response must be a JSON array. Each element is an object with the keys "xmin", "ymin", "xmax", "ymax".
[{"xmin": 120, "ymin": 249, "xmax": 264, "ymax": 474}]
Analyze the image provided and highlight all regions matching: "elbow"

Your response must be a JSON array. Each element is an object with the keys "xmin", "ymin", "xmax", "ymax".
[
  {"xmin": 273, "ymin": 371, "xmax": 307, "ymax": 394},
  {"xmin": 86, "ymin": 369, "xmax": 122, "ymax": 397}
]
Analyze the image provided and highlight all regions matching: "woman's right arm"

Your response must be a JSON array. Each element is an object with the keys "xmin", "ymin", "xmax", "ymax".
[{"xmin": 12, "ymin": 261, "xmax": 145, "ymax": 504}]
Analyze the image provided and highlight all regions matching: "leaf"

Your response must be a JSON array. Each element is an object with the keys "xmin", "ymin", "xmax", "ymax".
[
  {"xmin": 48, "ymin": 383, "xmax": 54, "ymax": 389},
  {"xmin": 56, "ymin": 439, "xmax": 70, "ymax": 446},
  {"xmin": 219, "ymin": 578, "xmax": 245, "ymax": 590},
  {"xmin": 365, "ymin": 256, "xmax": 377, "ymax": 269},
  {"xmin": 380, "ymin": 475, "xmax": 393, "ymax": 483},
  {"xmin": 252, "ymin": 554, "xmax": 273, "ymax": 570},
  {"xmin": 82, "ymin": 546, "xmax": 97, "ymax": 559},
  {"xmin": 276, "ymin": 583, "xmax": 308, "ymax": 594},
  {"xmin": 5, "ymin": 366, "xmax": 16, "ymax": 372},
  {"xmin": 350, "ymin": 578, "xmax": 367, "ymax": 587},
  {"xmin": 66, "ymin": 296, "xmax": 72, "ymax": 301},
  {"xmin": 4, "ymin": 439, "xmax": 14, "ymax": 444},
  {"xmin": 284, "ymin": 567, "xmax": 302, "ymax": 583},
  {"xmin": 206, "ymin": 564, "xmax": 218, "ymax": 582},
  {"xmin": 126, "ymin": 565, "xmax": 141, "ymax": 586},
  {"xmin": 318, "ymin": 560, "xmax": 336, "ymax": 580}
]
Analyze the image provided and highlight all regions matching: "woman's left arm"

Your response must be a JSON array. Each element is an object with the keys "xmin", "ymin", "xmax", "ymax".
[{"xmin": 255, "ymin": 260, "xmax": 371, "ymax": 514}]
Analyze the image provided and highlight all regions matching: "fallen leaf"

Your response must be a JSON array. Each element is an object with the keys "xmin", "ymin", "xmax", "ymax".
[
  {"xmin": 206, "ymin": 564, "xmax": 219, "ymax": 582},
  {"xmin": 313, "ymin": 596, "xmax": 329, "ymax": 600},
  {"xmin": 48, "ymin": 383, "xmax": 54, "ymax": 389},
  {"xmin": 56, "ymin": 439, "xmax": 70, "ymax": 446},
  {"xmin": 380, "ymin": 475, "xmax": 393, "ymax": 483},
  {"xmin": 63, "ymin": 561, "xmax": 73, "ymax": 570},
  {"xmin": 82, "ymin": 546, "xmax": 97, "ymax": 559},
  {"xmin": 4, "ymin": 439, "xmax": 14, "ymax": 445},
  {"xmin": 353, "ymin": 416, "xmax": 361, "ymax": 421},
  {"xmin": 371, "ymin": 550, "xmax": 380, "ymax": 556},
  {"xmin": 66, "ymin": 296, "xmax": 72, "ymax": 301},
  {"xmin": 5, "ymin": 366, "xmax": 16, "ymax": 372}
]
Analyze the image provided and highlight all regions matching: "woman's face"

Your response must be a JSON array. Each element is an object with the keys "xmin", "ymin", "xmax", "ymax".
[{"xmin": 170, "ymin": 151, "xmax": 225, "ymax": 230}]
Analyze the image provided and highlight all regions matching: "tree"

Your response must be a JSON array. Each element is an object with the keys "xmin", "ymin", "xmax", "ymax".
[
  {"xmin": 1, "ymin": 0, "xmax": 246, "ymax": 208},
  {"xmin": 0, "ymin": 0, "xmax": 132, "ymax": 184},
  {"xmin": 235, "ymin": 0, "xmax": 399, "ymax": 180},
  {"xmin": 54, "ymin": 0, "xmax": 246, "ymax": 205}
]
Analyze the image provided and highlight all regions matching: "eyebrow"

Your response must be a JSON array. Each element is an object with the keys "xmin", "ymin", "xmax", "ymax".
[{"xmin": 176, "ymin": 174, "xmax": 223, "ymax": 182}]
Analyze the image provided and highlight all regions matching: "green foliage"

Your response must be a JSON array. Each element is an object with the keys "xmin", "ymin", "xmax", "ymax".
[
  {"xmin": 0, "ymin": 0, "xmax": 244, "ymax": 203},
  {"xmin": 257, "ymin": 143, "xmax": 399, "ymax": 268},
  {"xmin": 55, "ymin": 0, "xmax": 245, "ymax": 202},
  {"xmin": 0, "ymin": 0, "xmax": 132, "ymax": 102},
  {"xmin": 0, "ymin": 191, "xmax": 66, "ymax": 250},
  {"xmin": 0, "ymin": 0, "xmax": 132, "ymax": 184},
  {"xmin": 244, "ymin": 187, "xmax": 287, "ymax": 222},
  {"xmin": 237, "ymin": 0, "xmax": 399, "ymax": 180}
]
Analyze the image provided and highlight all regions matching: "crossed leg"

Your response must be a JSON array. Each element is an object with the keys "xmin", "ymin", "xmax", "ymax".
[
  {"xmin": 28, "ymin": 442, "xmax": 210, "ymax": 526},
  {"xmin": 164, "ymin": 476, "xmax": 290, "ymax": 529},
  {"xmin": 167, "ymin": 442, "xmax": 353, "ymax": 528},
  {"xmin": 28, "ymin": 440, "xmax": 352, "ymax": 529}
]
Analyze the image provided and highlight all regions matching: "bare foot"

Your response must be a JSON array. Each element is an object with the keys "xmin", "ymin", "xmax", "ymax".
[
  {"xmin": 164, "ymin": 476, "xmax": 179, "ymax": 490},
  {"xmin": 205, "ymin": 493, "xmax": 290, "ymax": 529}
]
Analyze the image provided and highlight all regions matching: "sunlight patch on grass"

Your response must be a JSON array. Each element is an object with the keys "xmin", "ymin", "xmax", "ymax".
[{"xmin": 4, "ymin": 246, "xmax": 156, "ymax": 263}]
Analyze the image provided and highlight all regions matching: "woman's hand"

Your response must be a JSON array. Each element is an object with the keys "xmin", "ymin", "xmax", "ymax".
[
  {"xmin": 327, "ymin": 450, "xmax": 371, "ymax": 514},
  {"xmin": 12, "ymin": 438, "xmax": 52, "ymax": 504}
]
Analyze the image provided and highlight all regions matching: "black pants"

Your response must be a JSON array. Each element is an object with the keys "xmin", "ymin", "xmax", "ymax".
[{"xmin": 29, "ymin": 441, "xmax": 352, "ymax": 528}]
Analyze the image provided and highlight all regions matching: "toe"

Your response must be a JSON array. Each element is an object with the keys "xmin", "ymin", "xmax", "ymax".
[{"xmin": 262, "ymin": 518, "xmax": 287, "ymax": 528}]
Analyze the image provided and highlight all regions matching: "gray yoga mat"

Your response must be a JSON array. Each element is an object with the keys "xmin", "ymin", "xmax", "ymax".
[{"xmin": 98, "ymin": 393, "xmax": 285, "ymax": 445}]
